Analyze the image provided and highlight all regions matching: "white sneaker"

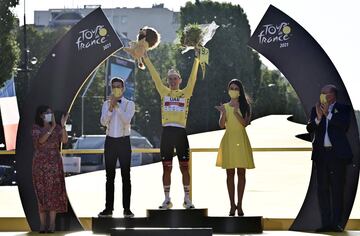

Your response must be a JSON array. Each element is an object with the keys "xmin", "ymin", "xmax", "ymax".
[
  {"xmin": 183, "ymin": 199, "xmax": 195, "ymax": 209},
  {"xmin": 159, "ymin": 199, "xmax": 173, "ymax": 210}
]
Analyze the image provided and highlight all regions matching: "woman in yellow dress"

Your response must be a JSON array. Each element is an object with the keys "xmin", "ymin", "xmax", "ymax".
[{"xmin": 215, "ymin": 79, "xmax": 255, "ymax": 216}]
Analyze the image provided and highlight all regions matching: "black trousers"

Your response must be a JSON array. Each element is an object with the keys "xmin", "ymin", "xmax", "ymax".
[
  {"xmin": 315, "ymin": 147, "xmax": 346, "ymax": 228},
  {"xmin": 104, "ymin": 136, "xmax": 132, "ymax": 211}
]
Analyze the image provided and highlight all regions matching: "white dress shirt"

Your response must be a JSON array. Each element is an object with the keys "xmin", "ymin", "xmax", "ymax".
[
  {"xmin": 315, "ymin": 102, "xmax": 335, "ymax": 147},
  {"xmin": 100, "ymin": 97, "xmax": 135, "ymax": 138}
]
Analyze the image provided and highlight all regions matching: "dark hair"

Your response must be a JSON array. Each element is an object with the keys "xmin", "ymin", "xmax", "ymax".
[
  {"xmin": 110, "ymin": 77, "xmax": 124, "ymax": 86},
  {"xmin": 34, "ymin": 105, "xmax": 51, "ymax": 127},
  {"xmin": 228, "ymin": 79, "xmax": 250, "ymax": 117}
]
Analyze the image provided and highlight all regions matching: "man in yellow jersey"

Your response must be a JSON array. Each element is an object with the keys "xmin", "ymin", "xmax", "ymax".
[{"xmin": 143, "ymin": 50, "xmax": 199, "ymax": 209}]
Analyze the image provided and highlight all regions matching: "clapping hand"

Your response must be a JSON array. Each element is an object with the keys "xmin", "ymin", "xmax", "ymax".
[
  {"xmin": 109, "ymin": 94, "xmax": 118, "ymax": 111},
  {"xmin": 320, "ymin": 102, "xmax": 329, "ymax": 116},
  {"xmin": 316, "ymin": 101, "xmax": 329, "ymax": 120},
  {"xmin": 51, "ymin": 113, "xmax": 56, "ymax": 129},
  {"xmin": 61, "ymin": 113, "xmax": 69, "ymax": 128},
  {"xmin": 315, "ymin": 102, "xmax": 323, "ymax": 120},
  {"xmin": 215, "ymin": 103, "xmax": 226, "ymax": 113}
]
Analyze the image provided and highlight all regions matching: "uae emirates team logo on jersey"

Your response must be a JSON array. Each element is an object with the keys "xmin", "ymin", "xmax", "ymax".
[{"xmin": 163, "ymin": 96, "xmax": 186, "ymax": 112}]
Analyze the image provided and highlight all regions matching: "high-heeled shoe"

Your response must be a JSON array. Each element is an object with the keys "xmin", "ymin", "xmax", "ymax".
[
  {"xmin": 39, "ymin": 225, "xmax": 46, "ymax": 233},
  {"xmin": 237, "ymin": 207, "xmax": 244, "ymax": 216},
  {"xmin": 229, "ymin": 205, "xmax": 237, "ymax": 216},
  {"xmin": 47, "ymin": 225, "xmax": 55, "ymax": 233}
]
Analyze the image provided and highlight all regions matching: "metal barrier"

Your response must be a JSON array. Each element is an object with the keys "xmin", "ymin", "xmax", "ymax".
[
  {"xmin": 0, "ymin": 147, "xmax": 312, "ymax": 156},
  {"xmin": 0, "ymin": 147, "xmax": 312, "ymax": 198}
]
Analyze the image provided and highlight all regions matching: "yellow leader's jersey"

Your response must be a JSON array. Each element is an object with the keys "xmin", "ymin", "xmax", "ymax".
[{"xmin": 143, "ymin": 57, "xmax": 199, "ymax": 128}]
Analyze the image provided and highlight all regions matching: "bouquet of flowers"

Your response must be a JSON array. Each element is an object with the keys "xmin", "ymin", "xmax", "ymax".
[
  {"xmin": 179, "ymin": 24, "xmax": 202, "ymax": 49},
  {"xmin": 177, "ymin": 21, "xmax": 219, "ymax": 54},
  {"xmin": 124, "ymin": 26, "xmax": 161, "ymax": 69},
  {"xmin": 177, "ymin": 21, "xmax": 219, "ymax": 78}
]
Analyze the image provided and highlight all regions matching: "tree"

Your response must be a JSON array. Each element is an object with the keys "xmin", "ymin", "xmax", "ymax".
[
  {"xmin": 69, "ymin": 62, "xmax": 106, "ymax": 136},
  {"xmin": 252, "ymin": 66, "xmax": 306, "ymax": 123},
  {"xmin": 15, "ymin": 25, "xmax": 108, "ymax": 136},
  {"xmin": 178, "ymin": 0, "xmax": 262, "ymax": 134},
  {"xmin": 0, "ymin": 0, "xmax": 20, "ymax": 84},
  {"xmin": 15, "ymin": 25, "xmax": 69, "ymax": 108}
]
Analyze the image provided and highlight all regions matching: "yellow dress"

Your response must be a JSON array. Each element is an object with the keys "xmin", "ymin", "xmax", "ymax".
[{"xmin": 216, "ymin": 103, "xmax": 255, "ymax": 169}]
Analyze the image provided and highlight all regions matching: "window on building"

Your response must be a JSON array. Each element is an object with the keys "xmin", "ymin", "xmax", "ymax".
[
  {"xmin": 113, "ymin": 16, "xmax": 120, "ymax": 25},
  {"xmin": 121, "ymin": 16, "xmax": 127, "ymax": 24},
  {"xmin": 172, "ymin": 12, "xmax": 180, "ymax": 24}
]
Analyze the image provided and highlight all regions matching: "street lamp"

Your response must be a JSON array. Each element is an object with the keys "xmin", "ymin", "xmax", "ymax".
[{"xmin": 16, "ymin": 0, "xmax": 37, "ymax": 92}]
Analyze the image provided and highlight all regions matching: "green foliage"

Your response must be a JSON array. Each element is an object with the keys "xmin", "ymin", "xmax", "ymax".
[
  {"xmin": 253, "ymin": 68, "xmax": 306, "ymax": 122},
  {"xmin": 177, "ymin": 0, "xmax": 262, "ymax": 133},
  {"xmin": 15, "ymin": 25, "xmax": 105, "ymax": 136},
  {"xmin": 179, "ymin": 23, "xmax": 202, "ymax": 47},
  {"xmin": 69, "ymin": 63, "xmax": 106, "ymax": 136},
  {"xmin": 134, "ymin": 43, "xmax": 176, "ymax": 146},
  {"xmin": 15, "ymin": 25, "xmax": 69, "ymax": 108},
  {"xmin": 9, "ymin": 1, "xmax": 308, "ymax": 144},
  {"xmin": 0, "ymin": 0, "xmax": 20, "ymax": 84}
]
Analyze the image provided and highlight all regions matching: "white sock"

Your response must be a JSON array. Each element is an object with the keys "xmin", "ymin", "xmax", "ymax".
[
  {"xmin": 184, "ymin": 185, "xmax": 191, "ymax": 202},
  {"xmin": 164, "ymin": 185, "xmax": 170, "ymax": 201}
]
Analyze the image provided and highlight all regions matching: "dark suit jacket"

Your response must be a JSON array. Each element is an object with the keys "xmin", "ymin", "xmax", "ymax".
[{"xmin": 306, "ymin": 102, "xmax": 353, "ymax": 162}]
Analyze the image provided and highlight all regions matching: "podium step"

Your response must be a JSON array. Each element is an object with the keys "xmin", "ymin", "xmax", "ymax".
[
  {"xmin": 111, "ymin": 227, "xmax": 212, "ymax": 236},
  {"xmin": 93, "ymin": 217, "xmax": 148, "ymax": 233},
  {"xmin": 146, "ymin": 208, "xmax": 208, "ymax": 227},
  {"xmin": 92, "ymin": 208, "xmax": 263, "ymax": 234},
  {"xmin": 208, "ymin": 216, "xmax": 263, "ymax": 234}
]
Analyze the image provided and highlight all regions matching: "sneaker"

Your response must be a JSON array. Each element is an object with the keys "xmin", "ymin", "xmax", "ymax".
[
  {"xmin": 159, "ymin": 199, "xmax": 173, "ymax": 210},
  {"xmin": 183, "ymin": 200, "xmax": 195, "ymax": 209},
  {"xmin": 98, "ymin": 209, "xmax": 113, "ymax": 218},
  {"xmin": 123, "ymin": 209, "xmax": 134, "ymax": 218}
]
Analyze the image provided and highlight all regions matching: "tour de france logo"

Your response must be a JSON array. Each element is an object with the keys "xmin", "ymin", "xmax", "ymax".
[
  {"xmin": 258, "ymin": 22, "xmax": 291, "ymax": 48},
  {"xmin": 76, "ymin": 25, "xmax": 112, "ymax": 51}
]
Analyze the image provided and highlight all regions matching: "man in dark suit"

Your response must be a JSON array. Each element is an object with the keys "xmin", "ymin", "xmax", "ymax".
[{"xmin": 307, "ymin": 84, "xmax": 353, "ymax": 232}]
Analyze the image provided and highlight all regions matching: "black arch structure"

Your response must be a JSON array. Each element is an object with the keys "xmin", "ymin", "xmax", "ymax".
[
  {"xmin": 248, "ymin": 5, "xmax": 360, "ymax": 231},
  {"xmin": 15, "ymin": 8, "xmax": 123, "ymax": 231}
]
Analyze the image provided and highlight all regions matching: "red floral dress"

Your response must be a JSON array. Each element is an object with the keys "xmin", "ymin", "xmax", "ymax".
[{"xmin": 32, "ymin": 124, "xmax": 67, "ymax": 213}]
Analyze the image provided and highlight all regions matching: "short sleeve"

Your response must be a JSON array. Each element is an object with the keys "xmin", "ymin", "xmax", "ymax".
[{"xmin": 32, "ymin": 125, "xmax": 41, "ymax": 148}]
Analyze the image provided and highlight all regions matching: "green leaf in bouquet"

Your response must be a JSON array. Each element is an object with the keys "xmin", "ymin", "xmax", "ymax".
[{"xmin": 181, "ymin": 23, "xmax": 202, "ymax": 47}]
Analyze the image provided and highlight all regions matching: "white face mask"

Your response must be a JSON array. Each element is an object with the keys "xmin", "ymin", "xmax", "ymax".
[{"xmin": 44, "ymin": 113, "xmax": 52, "ymax": 123}]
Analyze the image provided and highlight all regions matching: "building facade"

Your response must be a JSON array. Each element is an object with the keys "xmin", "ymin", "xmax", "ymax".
[{"xmin": 34, "ymin": 4, "xmax": 180, "ymax": 43}]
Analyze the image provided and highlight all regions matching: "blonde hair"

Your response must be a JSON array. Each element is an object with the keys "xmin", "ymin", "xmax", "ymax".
[{"xmin": 167, "ymin": 68, "xmax": 181, "ymax": 79}]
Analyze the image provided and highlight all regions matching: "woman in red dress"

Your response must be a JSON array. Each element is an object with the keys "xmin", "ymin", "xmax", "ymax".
[{"xmin": 32, "ymin": 105, "xmax": 68, "ymax": 233}]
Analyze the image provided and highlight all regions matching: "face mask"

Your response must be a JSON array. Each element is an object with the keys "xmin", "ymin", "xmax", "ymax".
[
  {"xmin": 112, "ymin": 88, "xmax": 123, "ymax": 97},
  {"xmin": 320, "ymin": 93, "xmax": 327, "ymax": 104},
  {"xmin": 44, "ymin": 113, "xmax": 52, "ymax": 123},
  {"xmin": 228, "ymin": 90, "xmax": 240, "ymax": 99}
]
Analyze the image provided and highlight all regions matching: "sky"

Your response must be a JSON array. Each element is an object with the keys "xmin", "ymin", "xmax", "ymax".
[{"xmin": 12, "ymin": 0, "xmax": 360, "ymax": 110}]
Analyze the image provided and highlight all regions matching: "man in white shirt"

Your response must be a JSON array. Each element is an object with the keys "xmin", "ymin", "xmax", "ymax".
[
  {"xmin": 307, "ymin": 84, "xmax": 353, "ymax": 232},
  {"xmin": 98, "ymin": 77, "xmax": 135, "ymax": 218}
]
